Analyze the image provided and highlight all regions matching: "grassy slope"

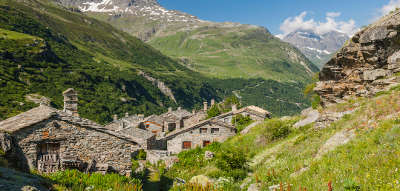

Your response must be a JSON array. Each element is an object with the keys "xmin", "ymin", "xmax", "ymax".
[
  {"xmin": 149, "ymin": 26, "xmax": 317, "ymax": 82},
  {"xmin": 86, "ymin": 12, "xmax": 319, "ymax": 116},
  {"xmin": 0, "ymin": 0, "xmax": 220, "ymax": 123},
  {"xmin": 164, "ymin": 87, "xmax": 400, "ymax": 190}
]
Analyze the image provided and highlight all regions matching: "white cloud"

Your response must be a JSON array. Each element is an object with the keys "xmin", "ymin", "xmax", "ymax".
[
  {"xmin": 277, "ymin": 11, "xmax": 358, "ymax": 38},
  {"xmin": 379, "ymin": 0, "xmax": 400, "ymax": 16},
  {"xmin": 326, "ymin": 12, "xmax": 341, "ymax": 18}
]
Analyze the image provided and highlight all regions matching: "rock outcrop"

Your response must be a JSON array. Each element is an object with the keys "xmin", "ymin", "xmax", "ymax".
[{"xmin": 315, "ymin": 9, "xmax": 400, "ymax": 105}]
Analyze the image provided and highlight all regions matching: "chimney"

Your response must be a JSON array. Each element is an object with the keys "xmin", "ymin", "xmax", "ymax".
[
  {"xmin": 162, "ymin": 121, "xmax": 168, "ymax": 132},
  {"xmin": 63, "ymin": 88, "xmax": 79, "ymax": 117},
  {"xmin": 192, "ymin": 109, "xmax": 196, "ymax": 114},
  {"xmin": 232, "ymin": 104, "xmax": 237, "ymax": 112},
  {"xmin": 211, "ymin": 99, "xmax": 215, "ymax": 106},
  {"xmin": 138, "ymin": 114, "xmax": 144, "ymax": 121},
  {"xmin": 125, "ymin": 112, "xmax": 129, "ymax": 118},
  {"xmin": 178, "ymin": 107, "xmax": 181, "ymax": 111},
  {"xmin": 203, "ymin": 101, "xmax": 208, "ymax": 111},
  {"xmin": 113, "ymin": 114, "xmax": 118, "ymax": 121},
  {"xmin": 168, "ymin": 107, "xmax": 172, "ymax": 113}
]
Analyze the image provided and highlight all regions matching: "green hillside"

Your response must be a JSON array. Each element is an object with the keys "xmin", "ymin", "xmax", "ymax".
[
  {"xmin": 85, "ymin": 11, "xmax": 319, "ymax": 116},
  {"xmin": 158, "ymin": 86, "xmax": 400, "ymax": 190},
  {"xmin": 0, "ymin": 0, "xmax": 219, "ymax": 124},
  {"xmin": 149, "ymin": 25, "xmax": 318, "ymax": 82}
]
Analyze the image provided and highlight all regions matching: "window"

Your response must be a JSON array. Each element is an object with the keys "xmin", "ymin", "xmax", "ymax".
[
  {"xmin": 168, "ymin": 123, "xmax": 176, "ymax": 132},
  {"xmin": 203, "ymin": 140, "xmax": 211, "ymax": 147},
  {"xmin": 200, "ymin": 128, "xmax": 207, "ymax": 134},
  {"xmin": 211, "ymin": 128, "xmax": 219, "ymax": 134},
  {"xmin": 182, "ymin": 141, "xmax": 192, "ymax": 149}
]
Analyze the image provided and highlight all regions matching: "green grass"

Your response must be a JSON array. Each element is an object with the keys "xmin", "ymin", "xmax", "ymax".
[
  {"xmin": 45, "ymin": 169, "xmax": 143, "ymax": 191},
  {"xmin": 163, "ymin": 89, "xmax": 400, "ymax": 190},
  {"xmin": 0, "ymin": 28, "xmax": 38, "ymax": 40}
]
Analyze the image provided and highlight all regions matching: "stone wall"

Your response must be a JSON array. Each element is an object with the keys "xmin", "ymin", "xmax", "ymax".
[
  {"xmin": 12, "ymin": 117, "xmax": 139, "ymax": 176},
  {"xmin": 167, "ymin": 123, "xmax": 235, "ymax": 154}
]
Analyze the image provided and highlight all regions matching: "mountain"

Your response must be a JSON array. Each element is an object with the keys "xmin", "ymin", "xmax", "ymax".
[
  {"xmin": 51, "ymin": 0, "xmax": 319, "ymax": 116},
  {"xmin": 315, "ymin": 8, "xmax": 400, "ymax": 105},
  {"xmin": 282, "ymin": 30, "xmax": 349, "ymax": 69},
  {"xmin": 0, "ymin": 0, "xmax": 219, "ymax": 124}
]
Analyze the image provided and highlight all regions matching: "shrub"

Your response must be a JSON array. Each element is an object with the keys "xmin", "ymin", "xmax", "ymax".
[
  {"xmin": 136, "ymin": 149, "xmax": 147, "ymax": 160},
  {"xmin": 311, "ymin": 94, "xmax": 321, "ymax": 109},
  {"xmin": 232, "ymin": 114, "xmax": 253, "ymax": 132},
  {"xmin": 207, "ymin": 105, "xmax": 221, "ymax": 118},
  {"xmin": 215, "ymin": 147, "xmax": 247, "ymax": 172},
  {"xmin": 343, "ymin": 179, "xmax": 361, "ymax": 191},
  {"xmin": 262, "ymin": 119, "xmax": 291, "ymax": 142}
]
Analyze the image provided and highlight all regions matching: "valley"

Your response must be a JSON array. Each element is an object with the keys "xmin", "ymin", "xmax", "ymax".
[{"xmin": 1, "ymin": 0, "xmax": 400, "ymax": 191}]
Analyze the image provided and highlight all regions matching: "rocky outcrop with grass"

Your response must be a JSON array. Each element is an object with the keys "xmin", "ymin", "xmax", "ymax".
[{"xmin": 315, "ymin": 9, "xmax": 400, "ymax": 105}]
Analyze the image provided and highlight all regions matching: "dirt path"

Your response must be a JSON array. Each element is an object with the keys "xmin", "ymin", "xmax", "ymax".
[{"xmin": 240, "ymin": 121, "xmax": 262, "ymax": 135}]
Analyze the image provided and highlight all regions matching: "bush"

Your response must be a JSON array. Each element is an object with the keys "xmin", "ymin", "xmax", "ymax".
[
  {"xmin": 343, "ymin": 179, "xmax": 361, "ymax": 191},
  {"xmin": 262, "ymin": 119, "xmax": 291, "ymax": 142},
  {"xmin": 136, "ymin": 149, "xmax": 147, "ymax": 160},
  {"xmin": 207, "ymin": 105, "xmax": 221, "ymax": 119},
  {"xmin": 311, "ymin": 94, "xmax": 321, "ymax": 109},
  {"xmin": 215, "ymin": 147, "xmax": 247, "ymax": 172}
]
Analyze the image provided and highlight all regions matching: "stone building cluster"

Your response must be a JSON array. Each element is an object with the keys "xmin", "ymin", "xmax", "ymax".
[{"xmin": 0, "ymin": 89, "xmax": 270, "ymax": 175}]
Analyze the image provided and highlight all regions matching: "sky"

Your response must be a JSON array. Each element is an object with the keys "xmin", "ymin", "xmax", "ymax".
[{"xmin": 158, "ymin": 0, "xmax": 400, "ymax": 37}]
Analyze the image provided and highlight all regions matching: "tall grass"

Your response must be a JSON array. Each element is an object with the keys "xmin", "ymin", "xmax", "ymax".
[{"xmin": 46, "ymin": 169, "xmax": 143, "ymax": 191}]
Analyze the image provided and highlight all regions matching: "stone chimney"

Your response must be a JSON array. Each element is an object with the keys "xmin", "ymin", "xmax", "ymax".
[
  {"xmin": 138, "ymin": 114, "xmax": 144, "ymax": 121},
  {"xmin": 168, "ymin": 107, "xmax": 172, "ymax": 113},
  {"xmin": 63, "ymin": 88, "xmax": 79, "ymax": 117},
  {"xmin": 192, "ymin": 109, "xmax": 196, "ymax": 114},
  {"xmin": 211, "ymin": 99, "xmax": 215, "ymax": 106},
  {"xmin": 178, "ymin": 107, "xmax": 181, "ymax": 111},
  {"xmin": 125, "ymin": 112, "xmax": 129, "ymax": 118},
  {"xmin": 162, "ymin": 121, "xmax": 168, "ymax": 132},
  {"xmin": 232, "ymin": 104, "xmax": 237, "ymax": 112},
  {"xmin": 203, "ymin": 101, "xmax": 208, "ymax": 111},
  {"xmin": 113, "ymin": 114, "xmax": 118, "ymax": 121}
]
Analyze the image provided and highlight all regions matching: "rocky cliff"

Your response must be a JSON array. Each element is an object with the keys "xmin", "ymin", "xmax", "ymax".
[{"xmin": 315, "ymin": 9, "xmax": 400, "ymax": 105}]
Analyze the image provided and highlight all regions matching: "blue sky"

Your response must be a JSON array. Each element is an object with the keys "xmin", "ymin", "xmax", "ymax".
[{"xmin": 158, "ymin": 0, "xmax": 400, "ymax": 36}]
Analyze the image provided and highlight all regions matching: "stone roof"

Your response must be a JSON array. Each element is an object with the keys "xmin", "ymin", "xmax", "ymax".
[
  {"xmin": 0, "ymin": 105, "xmax": 150, "ymax": 146},
  {"xmin": 0, "ymin": 105, "xmax": 57, "ymax": 133},
  {"xmin": 235, "ymin": 105, "xmax": 271, "ymax": 117},
  {"xmin": 62, "ymin": 88, "xmax": 76, "ymax": 95},
  {"xmin": 117, "ymin": 126, "xmax": 155, "ymax": 143}
]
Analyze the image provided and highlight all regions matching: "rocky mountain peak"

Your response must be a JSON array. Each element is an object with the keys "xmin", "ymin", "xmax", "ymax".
[
  {"xmin": 282, "ymin": 29, "xmax": 349, "ymax": 69},
  {"xmin": 315, "ymin": 9, "xmax": 400, "ymax": 105}
]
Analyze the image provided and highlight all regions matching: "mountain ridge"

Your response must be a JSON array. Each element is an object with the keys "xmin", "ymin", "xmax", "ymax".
[{"xmin": 282, "ymin": 29, "xmax": 349, "ymax": 69}]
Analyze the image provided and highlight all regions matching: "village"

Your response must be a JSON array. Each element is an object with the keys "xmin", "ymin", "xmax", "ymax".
[{"xmin": 0, "ymin": 88, "xmax": 271, "ymax": 176}]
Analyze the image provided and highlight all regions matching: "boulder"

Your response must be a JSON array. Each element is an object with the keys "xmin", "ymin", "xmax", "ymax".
[
  {"xmin": 363, "ymin": 69, "xmax": 391, "ymax": 81},
  {"xmin": 189, "ymin": 175, "xmax": 213, "ymax": 186}
]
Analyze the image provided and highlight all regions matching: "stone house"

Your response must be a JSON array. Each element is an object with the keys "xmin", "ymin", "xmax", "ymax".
[
  {"xmin": 162, "ymin": 105, "xmax": 270, "ymax": 154},
  {"xmin": 0, "ymin": 89, "xmax": 149, "ymax": 176},
  {"xmin": 163, "ymin": 117, "xmax": 236, "ymax": 154}
]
